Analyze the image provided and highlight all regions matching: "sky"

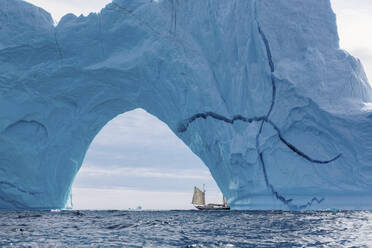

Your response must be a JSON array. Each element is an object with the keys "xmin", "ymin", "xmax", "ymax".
[
  {"xmin": 25, "ymin": 0, "xmax": 372, "ymax": 210},
  {"xmin": 331, "ymin": 0, "xmax": 372, "ymax": 81}
]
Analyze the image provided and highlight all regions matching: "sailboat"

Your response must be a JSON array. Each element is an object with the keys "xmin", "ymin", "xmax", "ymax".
[{"xmin": 192, "ymin": 186, "xmax": 230, "ymax": 210}]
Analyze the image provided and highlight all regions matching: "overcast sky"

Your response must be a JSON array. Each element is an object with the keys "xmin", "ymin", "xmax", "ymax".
[{"xmin": 25, "ymin": 0, "xmax": 372, "ymax": 210}]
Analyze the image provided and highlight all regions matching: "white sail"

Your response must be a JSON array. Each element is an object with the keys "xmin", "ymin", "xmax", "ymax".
[{"xmin": 192, "ymin": 187, "xmax": 205, "ymax": 205}]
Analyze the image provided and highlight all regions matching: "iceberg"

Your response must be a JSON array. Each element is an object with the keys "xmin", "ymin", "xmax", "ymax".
[{"xmin": 0, "ymin": 0, "xmax": 371, "ymax": 210}]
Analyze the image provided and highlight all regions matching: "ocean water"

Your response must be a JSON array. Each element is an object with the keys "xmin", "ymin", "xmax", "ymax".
[{"xmin": 0, "ymin": 210, "xmax": 371, "ymax": 247}]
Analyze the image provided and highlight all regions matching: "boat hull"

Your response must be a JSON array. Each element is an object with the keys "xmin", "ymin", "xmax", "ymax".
[{"xmin": 195, "ymin": 205, "xmax": 230, "ymax": 211}]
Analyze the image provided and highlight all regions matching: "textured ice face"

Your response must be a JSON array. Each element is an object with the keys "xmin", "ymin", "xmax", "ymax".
[{"xmin": 0, "ymin": 0, "xmax": 371, "ymax": 210}]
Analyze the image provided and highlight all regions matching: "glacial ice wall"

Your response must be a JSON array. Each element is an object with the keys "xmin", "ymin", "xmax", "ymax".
[{"xmin": 0, "ymin": 0, "xmax": 371, "ymax": 210}]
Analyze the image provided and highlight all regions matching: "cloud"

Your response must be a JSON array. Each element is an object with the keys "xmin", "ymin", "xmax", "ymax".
[
  {"xmin": 350, "ymin": 47, "xmax": 372, "ymax": 70},
  {"xmin": 331, "ymin": 0, "xmax": 372, "ymax": 81},
  {"xmin": 72, "ymin": 187, "xmax": 222, "ymax": 210},
  {"xmin": 91, "ymin": 109, "xmax": 180, "ymax": 148},
  {"xmin": 82, "ymin": 109, "xmax": 207, "ymax": 172},
  {"xmin": 79, "ymin": 165, "xmax": 212, "ymax": 180},
  {"xmin": 331, "ymin": 0, "xmax": 372, "ymax": 12},
  {"xmin": 73, "ymin": 162, "xmax": 218, "ymax": 193}
]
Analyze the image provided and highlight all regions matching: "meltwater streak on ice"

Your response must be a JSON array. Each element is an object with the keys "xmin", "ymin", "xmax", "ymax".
[
  {"xmin": 0, "ymin": 0, "xmax": 372, "ymax": 210},
  {"xmin": 0, "ymin": 211, "xmax": 372, "ymax": 247}
]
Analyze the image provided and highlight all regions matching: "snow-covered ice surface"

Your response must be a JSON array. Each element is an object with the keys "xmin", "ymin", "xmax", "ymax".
[{"xmin": 0, "ymin": 0, "xmax": 371, "ymax": 210}]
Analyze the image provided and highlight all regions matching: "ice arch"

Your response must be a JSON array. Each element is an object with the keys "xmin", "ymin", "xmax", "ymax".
[{"xmin": 0, "ymin": 0, "xmax": 371, "ymax": 210}]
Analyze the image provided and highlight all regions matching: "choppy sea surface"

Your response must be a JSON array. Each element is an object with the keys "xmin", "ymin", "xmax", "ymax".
[{"xmin": 0, "ymin": 210, "xmax": 371, "ymax": 247}]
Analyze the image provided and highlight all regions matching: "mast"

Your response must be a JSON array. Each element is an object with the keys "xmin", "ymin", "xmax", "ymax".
[{"xmin": 223, "ymin": 196, "xmax": 227, "ymax": 207}]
